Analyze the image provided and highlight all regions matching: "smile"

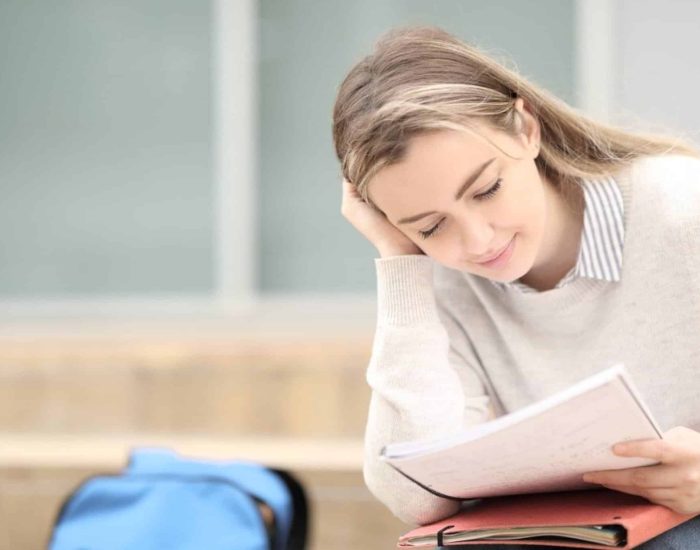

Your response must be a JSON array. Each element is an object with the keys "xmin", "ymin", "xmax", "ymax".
[{"xmin": 475, "ymin": 236, "xmax": 516, "ymax": 269}]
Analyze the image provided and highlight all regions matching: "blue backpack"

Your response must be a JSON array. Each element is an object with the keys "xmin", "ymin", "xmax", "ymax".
[{"xmin": 48, "ymin": 447, "xmax": 308, "ymax": 550}]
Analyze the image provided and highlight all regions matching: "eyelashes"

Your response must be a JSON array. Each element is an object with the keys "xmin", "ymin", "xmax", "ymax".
[
  {"xmin": 477, "ymin": 178, "xmax": 502, "ymax": 200},
  {"xmin": 418, "ymin": 179, "xmax": 503, "ymax": 240}
]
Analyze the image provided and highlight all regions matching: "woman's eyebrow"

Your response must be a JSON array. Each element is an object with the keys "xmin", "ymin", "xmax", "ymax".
[{"xmin": 397, "ymin": 157, "xmax": 497, "ymax": 224}]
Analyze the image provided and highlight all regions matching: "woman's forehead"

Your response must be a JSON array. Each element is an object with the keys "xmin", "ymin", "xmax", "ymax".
[{"xmin": 369, "ymin": 130, "xmax": 500, "ymax": 203}]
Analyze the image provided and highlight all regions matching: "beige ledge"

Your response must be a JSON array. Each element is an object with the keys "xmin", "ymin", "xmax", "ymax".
[{"xmin": 0, "ymin": 433, "xmax": 364, "ymax": 471}]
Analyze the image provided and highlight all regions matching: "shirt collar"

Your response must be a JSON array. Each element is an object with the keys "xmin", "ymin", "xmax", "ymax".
[{"xmin": 495, "ymin": 175, "xmax": 625, "ymax": 293}]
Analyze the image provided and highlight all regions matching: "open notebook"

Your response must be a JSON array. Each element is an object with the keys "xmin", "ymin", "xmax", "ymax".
[
  {"xmin": 381, "ymin": 364, "xmax": 662, "ymax": 500},
  {"xmin": 384, "ymin": 365, "xmax": 700, "ymax": 547}
]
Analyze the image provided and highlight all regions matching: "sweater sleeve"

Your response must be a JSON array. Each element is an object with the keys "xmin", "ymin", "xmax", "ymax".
[{"xmin": 362, "ymin": 255, "xmax": 492, "ymax": 526}]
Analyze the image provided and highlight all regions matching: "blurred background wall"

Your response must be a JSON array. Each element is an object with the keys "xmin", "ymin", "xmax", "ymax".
[{"xmin": 0, "ymin": 1, "xmax": 696, "ymax": 548}]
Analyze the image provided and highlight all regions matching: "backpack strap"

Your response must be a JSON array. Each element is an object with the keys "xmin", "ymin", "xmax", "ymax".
[{"xmin": 270, "ymin": 469, "xmax": 308, "ymax": 550}]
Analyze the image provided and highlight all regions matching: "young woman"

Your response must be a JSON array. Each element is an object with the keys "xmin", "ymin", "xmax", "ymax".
[{"xmin": 332, "ymin": 25, "xmax": 700, "ymax": 548}]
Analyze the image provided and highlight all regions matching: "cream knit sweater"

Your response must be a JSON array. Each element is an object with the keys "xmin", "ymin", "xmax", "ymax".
[{"xmin": 363, "ymin": 154, "xmax": 700, "ymax": 526}]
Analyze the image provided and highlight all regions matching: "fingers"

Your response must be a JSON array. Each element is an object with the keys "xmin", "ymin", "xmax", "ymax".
[
  {"xmin": 613, "ymin": 439, "xmax": 681, "ymax": 464},
  {"xmin": 599, "ymin": 486, "xmax": 697, "ymax": 516},
  {"xmin": 584, "ymin": 463, "xmax": 680, "ymax": 489},
  {"xmin": 614, "ymin": 427, "xmax": 700, "ymax": 465},
  {"xmin": 595, "ymin": 483, "xmax": 677, "ymax": 498},
  {"xmin": 341, "ymin": 178, "xmax": 363, "ymax": 204},
  {"xmin": 342, "ymin": 178, "xmax": 357, "ymax": 193}
]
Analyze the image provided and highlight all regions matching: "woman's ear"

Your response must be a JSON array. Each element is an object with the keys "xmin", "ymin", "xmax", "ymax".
[{"xmin": 513, "ymin": 97, "xmax": 541, "ymax": 158}]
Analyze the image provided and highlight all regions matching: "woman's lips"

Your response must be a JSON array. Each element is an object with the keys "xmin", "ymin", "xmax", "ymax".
[{"xmin": 475, "ymin": 235, "xmax": 516, "ymax": 269}]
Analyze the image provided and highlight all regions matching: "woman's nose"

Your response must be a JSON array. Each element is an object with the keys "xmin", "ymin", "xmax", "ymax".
[{"xmin": 458, "ymin": 216, "xmax": 496, "ymax": 258}]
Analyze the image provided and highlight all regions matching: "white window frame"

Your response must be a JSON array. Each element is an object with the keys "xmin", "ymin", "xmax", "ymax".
[{"xmin": 575, "ymin": 0, "xmax": 614, "ymax": 124}]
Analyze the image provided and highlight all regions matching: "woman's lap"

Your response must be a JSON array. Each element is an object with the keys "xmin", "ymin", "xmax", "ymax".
[
  {"xmin": 438, "ymin": 513, "xmax": 700, "ymax": 549},
  {"xmin": 634, "ymin": 513, "xmax": 700, "ymax": 549}
]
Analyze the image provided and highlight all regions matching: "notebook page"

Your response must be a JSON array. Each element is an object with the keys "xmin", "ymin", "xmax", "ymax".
[{"xmin": 382, "ymin": 365, "xmax": 662, "ymax": 499}]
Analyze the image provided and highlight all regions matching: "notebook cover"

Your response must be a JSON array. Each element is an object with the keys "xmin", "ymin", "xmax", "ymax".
[{"xmin": 397, "ymin": 488, "xmax": 699, "ymax": 548}]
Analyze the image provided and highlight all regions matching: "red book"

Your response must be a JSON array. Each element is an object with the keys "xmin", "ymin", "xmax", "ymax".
[{"xmin": 397, "ymin": 488, "xmax": 699, "ymax": 548}]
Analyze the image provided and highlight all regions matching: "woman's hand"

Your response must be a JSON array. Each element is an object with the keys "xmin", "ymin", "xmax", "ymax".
[
  {"xmin": 582, "ymin": 426, "xmax": 700, "ymax": 515},
  {"xmin": 341, "ymin": 178, "xmax": 424, "ymax": 258}
]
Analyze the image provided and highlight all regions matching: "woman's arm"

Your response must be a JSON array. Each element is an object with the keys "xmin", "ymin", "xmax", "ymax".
[{"xmin": 363, "ymin": 255, "xmax": 491, "ymax": 526}]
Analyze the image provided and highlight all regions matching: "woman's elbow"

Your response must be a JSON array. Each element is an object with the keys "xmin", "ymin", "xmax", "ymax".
[{"xmin": 363, "ymin": 460, "xmax": 460, "ymax": 526}]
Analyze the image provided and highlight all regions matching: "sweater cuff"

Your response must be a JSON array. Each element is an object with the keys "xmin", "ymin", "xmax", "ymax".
[{"xmin": 374, "ymin": 255, "xmax": 442, "ymax": 326}]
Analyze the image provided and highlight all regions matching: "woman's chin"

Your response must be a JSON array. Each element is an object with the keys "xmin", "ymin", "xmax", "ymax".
[{"xmin": 475, "ymin": 260, "xmax": 533, "ymax": 283}]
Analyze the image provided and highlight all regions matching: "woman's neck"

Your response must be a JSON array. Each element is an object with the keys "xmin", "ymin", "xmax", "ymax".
[{"xmin": 518, "ymin": 179, "xmax": 585, "ymax": 292}]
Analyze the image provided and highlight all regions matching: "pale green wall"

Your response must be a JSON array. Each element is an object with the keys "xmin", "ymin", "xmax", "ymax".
[{"xmin": 0, "ymin": 1, "xmax": 213, "ymax": 295}]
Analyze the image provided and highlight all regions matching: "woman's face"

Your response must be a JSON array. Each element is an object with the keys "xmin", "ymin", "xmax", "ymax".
[{"xmin": 367, "ymin": 106, "xmax": 553, "ymax": 283}]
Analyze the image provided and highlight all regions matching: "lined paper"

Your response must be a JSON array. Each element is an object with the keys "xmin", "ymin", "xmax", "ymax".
[{"xmin": 381, "ymin": 365, "xmax": 662, "ymax": 499}]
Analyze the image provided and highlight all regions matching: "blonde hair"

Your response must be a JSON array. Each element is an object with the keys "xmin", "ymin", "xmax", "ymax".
[{"xmin": 332, "ymin": 25, "xmax": 700, "ymax": 208}]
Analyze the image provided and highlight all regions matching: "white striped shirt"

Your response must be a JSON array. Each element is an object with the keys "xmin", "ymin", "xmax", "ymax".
[{"xmin": 499, "ymin": 176, "xmax": 624, "ymax": 293}]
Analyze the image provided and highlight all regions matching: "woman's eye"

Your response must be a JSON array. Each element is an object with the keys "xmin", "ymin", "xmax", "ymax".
[
  {"xmin": 418, "ymin": 179, "xmax": 502, "ymax": 240},
  {"xmin": 419, "ymin": 222, "xmax": 441, "ymax": 240},
  {"xmin": 475, "ymin": 178, "xmax": 502, "ymax": 200}
]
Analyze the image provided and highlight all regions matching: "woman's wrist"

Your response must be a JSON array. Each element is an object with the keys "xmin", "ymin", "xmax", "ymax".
[
  {"xmin": 377, "ymin": 243, "xmax": 424, "ymax": 258},
  {"xmin": 374, "ymin": 255, "xmax": 442, "ymax": 326}
]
